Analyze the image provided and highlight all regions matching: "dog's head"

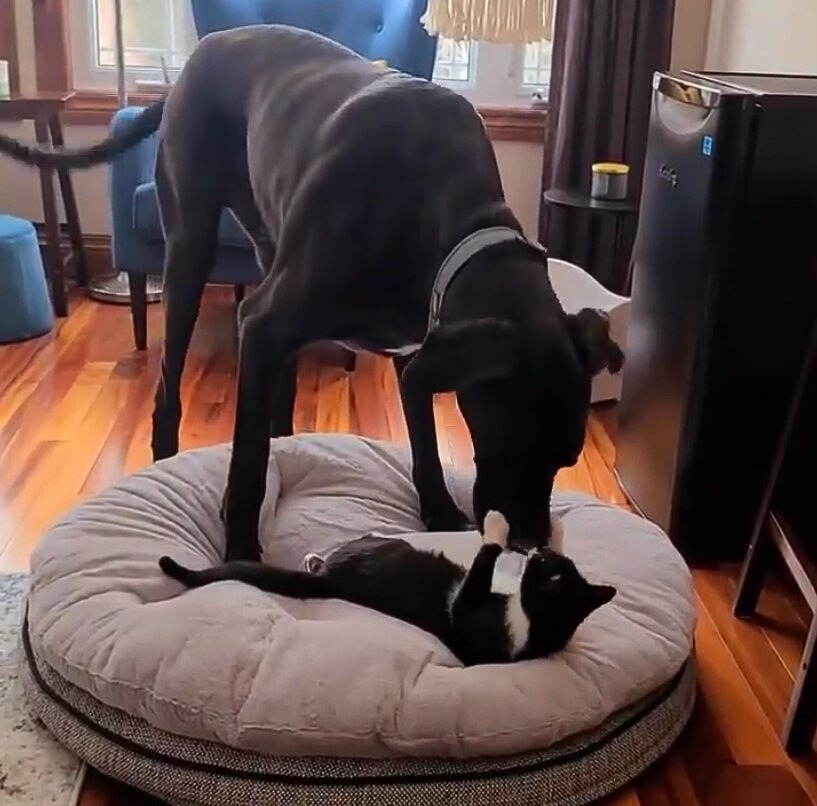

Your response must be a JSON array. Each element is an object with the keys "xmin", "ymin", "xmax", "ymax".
[{"xmin": 401, "ymin": 302, "xmax": 623, "ymax": 551}]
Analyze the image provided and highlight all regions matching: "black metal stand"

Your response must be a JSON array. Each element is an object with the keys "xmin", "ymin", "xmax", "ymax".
[{"xmin": 733, "ymin": 314, "xmax": 817, "ymax": 754}]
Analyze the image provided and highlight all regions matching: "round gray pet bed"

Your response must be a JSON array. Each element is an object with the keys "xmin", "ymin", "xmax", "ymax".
[{"xmin": 21, "ymin": 434, "xmax": 697, "ymax": 805}]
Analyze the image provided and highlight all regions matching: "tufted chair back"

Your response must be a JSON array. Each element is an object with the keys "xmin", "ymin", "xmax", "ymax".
[{"xmin": 190, "ymin": 0, "xmax": 438, "ymax": 79}]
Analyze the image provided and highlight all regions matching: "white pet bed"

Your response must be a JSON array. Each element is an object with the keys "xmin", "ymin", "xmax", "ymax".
[
  {"xmin": 548, "ymin": 258, "xmax": 629, "ymax": 403},
  {"xmin": 21, "ymin": 434, "xmax": 695, "ymax": 805}
]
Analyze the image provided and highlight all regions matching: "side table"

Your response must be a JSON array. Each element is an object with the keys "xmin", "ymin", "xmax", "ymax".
[
  {"xmin": 0, "ymin": 91, "xmax": 88, "ymax": 317},
  {"xmin": 542, "ymin": 188, "xmax": 639, "ymax": 295}
]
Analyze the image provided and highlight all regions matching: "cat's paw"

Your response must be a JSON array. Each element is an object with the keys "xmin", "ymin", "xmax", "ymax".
[{"xmin": 482, "ymin": 510, "xmax": 510, "ymax": 548}]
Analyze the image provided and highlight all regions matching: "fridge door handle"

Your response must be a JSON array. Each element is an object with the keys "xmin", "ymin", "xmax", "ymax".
[{"xmin": 653, "ymin": 73, "xmax": 723, "ymax": 109}]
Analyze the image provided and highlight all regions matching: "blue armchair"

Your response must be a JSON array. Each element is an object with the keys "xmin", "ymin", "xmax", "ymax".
[{"xmin": 110, "ymin": 0, "xmax": 437, "ymax": 349}]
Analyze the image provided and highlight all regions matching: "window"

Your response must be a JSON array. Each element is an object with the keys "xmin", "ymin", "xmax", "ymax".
[
  {"xmin": 71, "ymin": 1, "xmax": 551, "ymax": 105},
  {"xmin": 432, "ymin": 38, "xmax": 472, "ymax": 83},
  {"xmin": 71, "ymin": 0, "xmax": 196, "ymax": 89},
  {"xmin": 426, "ymin": 39, "xmax": 554, "ymax": 104},
  {"xmin": 521, "ymin": 40, "xmax": 553, "ymax": 95}
]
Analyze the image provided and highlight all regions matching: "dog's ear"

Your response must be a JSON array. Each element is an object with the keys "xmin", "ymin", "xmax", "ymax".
[
  {"xmin": 401, "ymin": 318, "xmax": 521, "ymax": 393},
  {"xmin": 566, "ymin": 308, "xmax": 625, "ymax": 376}
]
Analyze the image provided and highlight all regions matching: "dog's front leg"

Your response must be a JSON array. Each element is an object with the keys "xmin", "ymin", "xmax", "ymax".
[
  {"xmin": 394, "ymin": 355, "xmax": 469, "ymax": 532},
  {"xmin": 269, "ymin": 353, "xmax": 297, "ymax": 438}
]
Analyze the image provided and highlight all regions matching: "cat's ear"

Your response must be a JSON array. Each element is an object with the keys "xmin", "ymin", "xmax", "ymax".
[{"xmin": 581, "ymin": 584, "xmax": 616, "ymax": 617}]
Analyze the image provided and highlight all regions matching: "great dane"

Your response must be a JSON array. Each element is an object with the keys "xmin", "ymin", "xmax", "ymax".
[{"xmin": 0, "ymin": 25, "xmax": 624, "ymax": 558}]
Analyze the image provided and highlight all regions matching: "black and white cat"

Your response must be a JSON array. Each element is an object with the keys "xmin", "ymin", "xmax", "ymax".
[{"xmin": 159, "ymin": 512, "xmax": 616, "ymax": 666}]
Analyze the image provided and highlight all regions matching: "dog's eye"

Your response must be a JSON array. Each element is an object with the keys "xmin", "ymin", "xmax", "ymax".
[{"xmin": 548, "ymin": 573, "xmax": 562, "ymax": 583}]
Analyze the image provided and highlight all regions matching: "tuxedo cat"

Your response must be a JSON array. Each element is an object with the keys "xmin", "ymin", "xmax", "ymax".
[{"xmin": 159, "ymin": 512, "xmax": 616, "ymax": 666}]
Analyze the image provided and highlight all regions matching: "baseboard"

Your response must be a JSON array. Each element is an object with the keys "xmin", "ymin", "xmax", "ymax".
[{"xmin": 33, "ymin": 224, "xmax": 113, "ymax": 280}]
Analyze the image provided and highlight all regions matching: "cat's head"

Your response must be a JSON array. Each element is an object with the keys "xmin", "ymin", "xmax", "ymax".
[{"xmin": 518, "ymin": 547, "xmax": 616, "ymax": 658}]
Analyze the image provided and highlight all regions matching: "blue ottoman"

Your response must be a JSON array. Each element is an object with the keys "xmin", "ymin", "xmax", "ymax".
[{"xmin": 0, "ymin": 216, "xmax": 54, "ymax": 343}]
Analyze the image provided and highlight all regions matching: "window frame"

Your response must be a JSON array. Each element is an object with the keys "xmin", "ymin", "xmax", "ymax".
[{"xmin": 0, "ymin": 3, "xmax": 20, "ymax": 95}]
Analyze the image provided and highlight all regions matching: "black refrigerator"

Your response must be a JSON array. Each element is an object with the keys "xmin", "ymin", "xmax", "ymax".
[{"xmin": 615, "ymin": 71, "xmax": 817, "ymax": 564}]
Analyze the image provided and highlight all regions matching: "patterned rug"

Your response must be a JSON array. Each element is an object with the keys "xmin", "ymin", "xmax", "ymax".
[{"xmin": 0, "ymin": 573, "xmax": 85, "ymax": 805}]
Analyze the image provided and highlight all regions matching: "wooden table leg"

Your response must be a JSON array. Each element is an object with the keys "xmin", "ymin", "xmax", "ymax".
[
  {"xmin": 49, "ymin": 113, "xmax": 88, "ymax": 287},
  {"xmin": 33, "ymin": 116, "xmax": 67, "ymax": 317}
]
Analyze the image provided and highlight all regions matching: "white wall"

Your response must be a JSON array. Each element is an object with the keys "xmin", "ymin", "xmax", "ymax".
[
  {"xmin": 498, "ymin": 142, "xmax": 544, "ymax": 237},
  {"xmin": 0, "ymin": 120, "xmax": 115, "ymax": 234},
  {"xmin": 706, "ymin": 0, "xmax": 817, "ymax": 72},
  {"xmin": 671, "ymin": 0, "xmax": 713, "ymax": 72}
]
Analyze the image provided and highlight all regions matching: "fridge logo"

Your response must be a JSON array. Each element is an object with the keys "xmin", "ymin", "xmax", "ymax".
[{"xmin": 659, "ymin": 164, "xmax": 679, "ymax": 188}]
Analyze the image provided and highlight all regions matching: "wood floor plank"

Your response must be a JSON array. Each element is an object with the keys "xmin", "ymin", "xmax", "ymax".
[
  {"xmin": 0, "ymin": 378, "xmax": 38, "ymax": 430},
  {"xmin": 694, "ymin": 587, "xmax": 817, "ymax": 801},
  {"xmin": 694, "ymin": 568, "xmax": 796, "ymax": 734},
  {"xmin": 723, "ymin": 562, "xmax": 808, "ymax": 680},
  {"xmin": 80, "ymin": 355, "xmax": 161, "ymax": 497},
  {"xmin": 294, "ymin": 351, "xmax": 321, "ymax": 434},
  {"xmin": 314, "ymin": 369, "xmax": 351, "ymax": 433},
  {"xmin": 601, "ymin": 787, "xmax": 642, "ymax": 806},
  {"xmin": 1, "ymin": 290, "xmax": 816, "ymax": 804},
  {"xmin": 38, "ymin": 361, "xmax": 116, "ymax": 440}
]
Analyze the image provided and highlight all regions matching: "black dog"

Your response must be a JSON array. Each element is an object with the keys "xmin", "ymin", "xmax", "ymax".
[{"xmin": 0, "ymin": 25, "xmax": 623, "ymax": 557}]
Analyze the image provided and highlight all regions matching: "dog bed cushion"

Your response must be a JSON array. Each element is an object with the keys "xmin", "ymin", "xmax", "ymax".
[{"xmin": 25, "ymin": 434, "xmax": 695, "ymax": 763}]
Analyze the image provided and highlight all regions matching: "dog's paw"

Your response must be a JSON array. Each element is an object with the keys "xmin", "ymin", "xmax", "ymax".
[
  {"xmin": 423, "ymin": 503, "xmax": 471, "ymax": 533},
  {"xmin": 421, "ymin": 498, "xmax": 473, "ymax": 532},
  {"xmin": 482, "ymin": 510, "xmax": 510, "ymax": 548}
]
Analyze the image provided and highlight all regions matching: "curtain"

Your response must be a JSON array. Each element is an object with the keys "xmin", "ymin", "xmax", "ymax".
[{"xmin": 540, "ymin": 0, "xmax": 676, "ymax": 293}]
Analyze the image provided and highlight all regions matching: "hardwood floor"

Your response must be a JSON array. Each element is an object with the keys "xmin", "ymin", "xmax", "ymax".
[{"xmin": 1, "ymin": 288, "xmax": 816, "ymax": 805}]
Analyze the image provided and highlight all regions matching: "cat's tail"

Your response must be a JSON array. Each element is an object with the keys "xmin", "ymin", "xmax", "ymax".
[{"xmin": 159, "ymin": 556, "xmax": 334, "ymax": 599}]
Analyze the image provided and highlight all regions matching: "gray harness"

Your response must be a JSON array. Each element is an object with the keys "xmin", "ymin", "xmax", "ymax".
[
  {"xmin": 427, "ymin": 226, "xmax": 539, "ymax": 333},
  {"xmin": 345, "ymin": 227, "xmax": 544, "ymax": 357}
]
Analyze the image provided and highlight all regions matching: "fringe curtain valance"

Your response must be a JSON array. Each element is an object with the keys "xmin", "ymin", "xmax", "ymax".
[{"xmin": 421, "ymin": 0, "xmax": 557, "ymax": 43}]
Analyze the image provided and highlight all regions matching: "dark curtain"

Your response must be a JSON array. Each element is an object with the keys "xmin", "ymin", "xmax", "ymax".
[{"xmin": 539, "ymin": 0, "xmax": 676, "ymax": 293}]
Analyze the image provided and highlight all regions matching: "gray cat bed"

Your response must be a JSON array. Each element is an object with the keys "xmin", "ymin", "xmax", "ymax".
[{"xmin": 21, "ymin": 434, "xmax": 696, "ymax": 805}]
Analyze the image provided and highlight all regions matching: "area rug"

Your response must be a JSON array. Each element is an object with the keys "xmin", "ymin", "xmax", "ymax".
[{"xmin": 0, "ymin": 573, "xmax": 85, "ymax": 805}]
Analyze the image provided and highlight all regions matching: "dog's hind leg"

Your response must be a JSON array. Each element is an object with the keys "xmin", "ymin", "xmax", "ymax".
[
  {"xmin": 226, "ymin": 184, "xmax": 295, "ymax": 438},
  {"xmin": 151, "ymin": 142, "xmax": 224, "ymax": 460},
  {"xmin": 222, "ymin": 293, "xmax": 286, "ymax": 561}
]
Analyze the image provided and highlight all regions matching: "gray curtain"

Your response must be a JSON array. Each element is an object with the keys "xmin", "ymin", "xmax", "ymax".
[{"xmin": 540, "ymin": 0, "xmax": 676, "ymax": 293}]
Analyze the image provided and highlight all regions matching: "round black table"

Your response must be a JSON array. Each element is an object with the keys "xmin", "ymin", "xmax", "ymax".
[{"xmin": 542, "ymin": 188, "xmax": 640, "ymax": 293}]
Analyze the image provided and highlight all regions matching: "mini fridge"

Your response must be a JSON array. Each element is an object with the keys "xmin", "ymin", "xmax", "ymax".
[{"xmin": 615, "ymin": 71, "xmax": 817, "ymax": 563}]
